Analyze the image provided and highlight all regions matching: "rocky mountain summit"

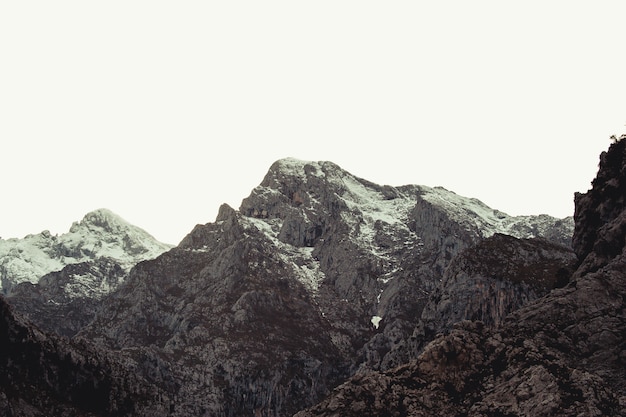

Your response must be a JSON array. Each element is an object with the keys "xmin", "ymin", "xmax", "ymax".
[{"xmin": 0, "ymin": 146, "xmax": 599, "ymax": 416}]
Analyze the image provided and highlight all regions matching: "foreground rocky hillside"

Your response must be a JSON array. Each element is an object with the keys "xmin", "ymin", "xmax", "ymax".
[
  {"xmin": 296, "ymin": 137, "xmax": 626, "ymax": 416},
  {"xmin": 0, "ymin": 296, "xmax": 170, "ymax": 416}
]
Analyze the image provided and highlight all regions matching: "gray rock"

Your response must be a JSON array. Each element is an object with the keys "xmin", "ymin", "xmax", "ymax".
[{"xmin": 415, "ymin": 233, "xmax": 576, "ymax": 345}]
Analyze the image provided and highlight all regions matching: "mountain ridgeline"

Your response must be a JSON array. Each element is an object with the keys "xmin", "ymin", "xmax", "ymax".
[{"xmin": 2, "ymin": 138, "xmax": 624, "ymax": 417}]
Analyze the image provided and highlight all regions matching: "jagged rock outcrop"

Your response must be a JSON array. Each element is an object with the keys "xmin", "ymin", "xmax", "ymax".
[
  {"xmin": 573, "ymin": 137, "xmax": 626, "ymax": 274},
  {"xmin": 295, "ymin": 137, "xmax": 626, "ymax": 417},
  {"xmin": 0, "ymin": 296, "xmax": 169, "ymax": 417}
]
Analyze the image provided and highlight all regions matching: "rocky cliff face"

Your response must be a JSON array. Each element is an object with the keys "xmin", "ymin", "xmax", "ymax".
[
  {"xmin": 295, "ymin": 137, "xmax": 626, "ymax": 417},
  {"xmin": 573, "ymin": 138, "xmax": 626, "ymax": 274},
  {"xmin": 414, "ymin": 233, "xmax": 577, "ymax": 347}
]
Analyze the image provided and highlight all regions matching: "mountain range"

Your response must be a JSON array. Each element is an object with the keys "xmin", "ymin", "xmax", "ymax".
[{"xmin": 1, "ymin": 137, "xmax": 624, "ymax": 416}]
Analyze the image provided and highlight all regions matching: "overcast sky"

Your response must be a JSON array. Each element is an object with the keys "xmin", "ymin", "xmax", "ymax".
[{"xmin": 2, "ymin": 1, "xmax": 625, "ymax": 244}]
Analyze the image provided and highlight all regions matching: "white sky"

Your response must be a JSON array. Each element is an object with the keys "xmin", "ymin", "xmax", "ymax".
[{"xmin": 1, "ymin": 1, "xmax": 625, "ymax": 245}]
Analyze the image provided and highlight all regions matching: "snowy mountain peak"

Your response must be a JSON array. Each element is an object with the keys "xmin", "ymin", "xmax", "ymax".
[
  {"xmin": 70, "ymin": 208, "xmax": 126, "ymax": 232},
  {"xmin": 257, "ymin": 157, "xmax": 573, "ymax": 245},
  {"xmin": 272, "ymin": 157, "xmax": 314, "ymax": 171},
  {"xmin": 0, "ymin": 209, "xmax": 172, "ymax": 294},
  {"xmin": 266, "ymin": 158, "xmax": 339, "ymax": 185},
  {"xmin": 65, "ymin": 208, "xmax": 173, "ymax": 261}
]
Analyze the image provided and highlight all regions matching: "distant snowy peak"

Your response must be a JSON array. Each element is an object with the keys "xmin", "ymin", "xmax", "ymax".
[
  {"xmin": 0, "ymin": 209, "xmax": 173, "ymax": 293},
  {"xmin": 70, "ymin": 208, "xmax": 131, "ymax": 234},
  {"xmin": 67, "ymin": 208, "xmax": 172, "ymax": 261}
]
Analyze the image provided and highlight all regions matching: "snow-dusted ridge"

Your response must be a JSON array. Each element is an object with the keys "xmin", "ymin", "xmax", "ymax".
[
  {"xmin": 0, "ymin": 208, "xmax": 173, "ymax": 294},
  {"xmin": 417, "ymin": 185, "xmax": 574, "ymax": 239},
  {"xmin": 268, "ymin": 158, "xmax": 572, "ymax": 242}
]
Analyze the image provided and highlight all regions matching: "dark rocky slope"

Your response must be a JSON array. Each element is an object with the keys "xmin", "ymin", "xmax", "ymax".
[
  {"xmin": 0, "ymin": 296, "xmax": 169, "ymax": 417},
  {"xmin": 295, "ymin": 137, "xmax": 626, "ymax": 416}
]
